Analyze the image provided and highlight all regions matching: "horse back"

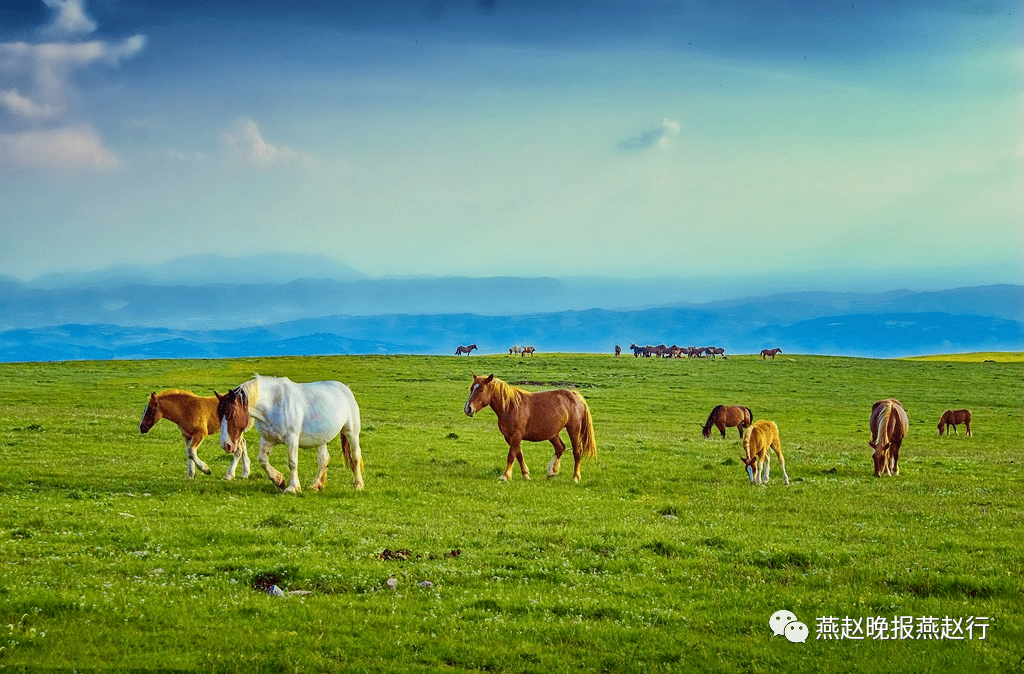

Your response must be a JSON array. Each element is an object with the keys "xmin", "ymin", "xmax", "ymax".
[
  {"xmin": 258, "ymin": 379, "xmax": 359, "ymax": 444},
  {"xmin": 514, "ymin": 389, "xmax": 579, "ymax": 441}
]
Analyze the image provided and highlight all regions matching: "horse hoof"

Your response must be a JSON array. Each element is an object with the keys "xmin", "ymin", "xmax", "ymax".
[
  {"xmin": 200, "ymin": 466, "xmax": 212, "ymax": 476},
  {"xmin": 283, "ymin": 485, "xmax": 300, "ymax": 494},
  {"xmin": 522, "ymin": 474, "xmax": 531, "ymax": 481},
  {"xmin": 498, "ymin": 475, "xmax": 509, "ymax": 482},
  {"xmin": 354, "ymin": 481, "xmax": 364, "ymax": 490},
  {"xmin": 572, "ymin": 476, "xmax": 580, "ymax": 484},
  {"xmin": 223, "ymin": 474, "xmax": 234, "ymax": 481},
  {"xmin": 547, "ymin": 473, "xmax": 557, "ymax": 480}
]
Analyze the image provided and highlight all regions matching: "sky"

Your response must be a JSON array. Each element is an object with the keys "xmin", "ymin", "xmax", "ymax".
[{"xmin": 0, "ymin": 0, "xmax": 1020, "ymax": 287}]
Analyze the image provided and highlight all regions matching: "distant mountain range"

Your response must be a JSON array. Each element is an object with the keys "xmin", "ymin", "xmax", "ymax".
[
  {"xmin": 0, "ymin": 299, "xmax": 1020, "ymax": 362},
  {"xmin": 0, "ymin": 256, "xmax": 1021, "ymax": 360}
]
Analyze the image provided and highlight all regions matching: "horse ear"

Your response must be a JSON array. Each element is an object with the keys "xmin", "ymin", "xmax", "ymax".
[
  {"xmin": 150, "ymin": 392, "xmax": 156, "ymax": 399},
  {"xmin": 214, "ymin": 391, "xmax": 223, "ymax": 401},
  {"xmin": 484, "ymin": 374, "xmax": 494, "ymax": 384}
]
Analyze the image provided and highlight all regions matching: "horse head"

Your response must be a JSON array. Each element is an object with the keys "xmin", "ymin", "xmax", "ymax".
[
  {"xmin": 464, "ymin": 374, "xmax": 495, "ymax": 417},
  {"xmin": 216, "ymin": 387, "xmax": 250, "ymax": 454},
  {"xmin": 139, "ymin": 392, "xmax": 161, "ymax": 433}
]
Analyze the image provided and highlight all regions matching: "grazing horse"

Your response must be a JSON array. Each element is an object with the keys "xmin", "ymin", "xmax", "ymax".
[
  {"xmin": 938, "ymin": 409, "xmax": 972, "ymax": 436},
  {"xmin": 869, "ymin": 399, "xmax": 908, "ymax": 477},
  {"xmin": 509, "ymin": 346, "xmax": 522, "ymax": 356},
  {"xmin": 521, "ymin": 346, "xmax": 536, "ymax": 356},
  {"xmin": 615, "ymin": 345, "xmax": 621, "ymax": 356},
  {"xmin": 464, "ymin": 374, "xmax": 597, "ymax": 483},
  {"xmin": 217, "ymin": 375, "xmax": 364, "ymax": 493},
  {"xmin": 706, "ymin": 346, "xmax": 725, "ymax": 359},
  {"xmin": 761, "ymin": 348, "xmax": 783, "ymax": 360},
  {"xmin": 740, "ymin": 420, "xmax": 789, "ymax": 486},
  {"xmin": 702, "ymin": 404, "xmax": 753, "ymax": 439},
  {"xmin": 139, "ymin": 390, "xmax": 250, "ymax": 480},
  {"xmin": 456, "ymin": 344, "xmax": 478, "ymax": 356}
]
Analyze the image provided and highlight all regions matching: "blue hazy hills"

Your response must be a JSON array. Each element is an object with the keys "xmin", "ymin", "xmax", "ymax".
[{"xmin": 0, "ymin": 264, "xmax": 1020, "ymax": 361}]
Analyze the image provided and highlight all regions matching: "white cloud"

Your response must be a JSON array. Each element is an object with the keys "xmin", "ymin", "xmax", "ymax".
[
  {"xmin": 0, "ymin": 88, "xmax": 57, "ymax": 119},
  {"xmin": 657, "ymin": 118, "xmax": 680, "ymax": 149},
  {"xmin": 0, "ymin": 124, "xmax": 119, "ymax": 173},
  {"xmin": 0, "ymin": 36, "xmax": 146, "ymax": 101},
  {"xmin": 41, "ymin": 0, "xmax": 98, "ymax": 38},
  {"xmin": 222, "ymin": 118, "xmax": 310, "ymax": 168}
]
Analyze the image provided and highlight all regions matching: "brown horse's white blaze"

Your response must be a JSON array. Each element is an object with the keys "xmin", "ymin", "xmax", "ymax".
[
  {"xmin": 464, "ymin": 374, "xmax": 597, "ymax": 483},
  {"xmin": 139, "ymin": 389, "xmax": 250, "ymax": 480},
  {"xmin": 740, "ymin": 420, "xmax": 789, "ymax": 485},
  {"xmin": 869, "ymin": 399, "xmax": 908, "ymax": 477}
]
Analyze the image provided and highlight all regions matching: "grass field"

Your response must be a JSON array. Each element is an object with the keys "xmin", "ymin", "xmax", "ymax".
[{"xmin": 0, "ymin": 354, "xmax": 1021, "ymax": 672}]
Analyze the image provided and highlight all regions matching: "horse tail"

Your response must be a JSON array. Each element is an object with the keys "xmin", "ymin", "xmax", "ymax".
[
  {"xmin": 575, "ymin": 392, "xmax": 597, "ymax": 460},
  {"xmin": 871, "ymin": 402, "xmax": 893, "ymax": 449},
  {"xmin": 341, "ymin": 433, "xmax": 354, "ymax": 471}
]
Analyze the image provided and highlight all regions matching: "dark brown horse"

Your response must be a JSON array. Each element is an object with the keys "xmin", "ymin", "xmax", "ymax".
[
  {"xmin": 464, "ymin": 374, "xmax": 597, "ymax": 483},
  {"xmin": 702, "ymin": 404, "xmax": 753, "ymax": 439},
  {"xmin": 455, "ymin": 344, "xmax": 478, "ymax": 355},
  {"xmin": 760, "ymin": 348, "xmax": 783, "ymax": 359},
  {"xmin": 615, "ymin": 345, "xmax": 621, "ymax": 356},
  {"xmin": 937, "ymin": 409, "xmax": 972, "ymax": 436},
  {"xmin": 139, "ymin": 389, "xmax": 250, "ymax": 480},
  {"xmin": 869, "ymin": 399, "xmax": 908, "ymax": 476}
]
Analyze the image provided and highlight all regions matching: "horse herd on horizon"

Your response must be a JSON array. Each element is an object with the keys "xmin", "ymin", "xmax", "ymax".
[
  {"xmin": 455, "ymin": 344, "xmax": 787, "ymax": 359},
  {"xmin": 138, "ymin": 362, "xmax": 975, "ymax": 493}
]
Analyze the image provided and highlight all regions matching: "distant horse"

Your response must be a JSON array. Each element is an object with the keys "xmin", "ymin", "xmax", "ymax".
[
  {"xmin": 456, "ymin": 344, "xmax": 478, "ymax": 356},
  {"xmin": 139, "ymin": 389, "xmax": 250, "ymax": 480},
  {"xmin": 869, "ymin": 399, "xmax": 908, "ymax": 477},
  {"xmin": 761, "ymin": 348, "xmax": 783, "ymax": 360},
  {"xmin": 521, "ymin": 346, "xmax": 536, "ymax": 356},
  {"xmin": 706, "ymin": 346, "xmax": 725, "ymax": 359},
  {"xmin": 702, "ymin": 404, "xmax": 753, "ymax": 439},
  {"xmin": 464, "ymin": 374, "xmax": 597, "ymax": 483},
  {"xmin": 217, "ymin": 375, "xmax": 364, "ymax": 493},
  {"xmin": 740, "ymin": 419, "xmax": 789, "ymax": 486},
  {"xmin": 630, "ymin": 343, "xmax": 644, "ymax": 357},
  {"xmin": 937, "ymin": 409, "xmax": 972, "ymax": 436},
  {"xmin": 615, "ymin": 345, "xmax": 621, "ymax": 356},
  {"xmin": 509, "ymin": 346, "xmax": 522, "ymax": 356}
]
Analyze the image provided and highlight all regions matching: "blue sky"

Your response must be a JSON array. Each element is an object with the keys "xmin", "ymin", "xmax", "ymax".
[{"xmin": 0, "ymin": 0, "xmax": 1019, "ymax": 286}]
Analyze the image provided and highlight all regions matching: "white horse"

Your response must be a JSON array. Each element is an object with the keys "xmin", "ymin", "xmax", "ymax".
[{"xmin": 217, "ymin": 375, "xmax": 364, "ymax": 493}]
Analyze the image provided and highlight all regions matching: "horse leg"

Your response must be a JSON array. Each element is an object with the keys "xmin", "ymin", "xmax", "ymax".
[
  {"xmin": 185, "ymin": 434, "xmax": 212, "ymax": 477},
  {"xmin": 965, "ymin": 421, "xmax": 972, "ymax": 437},
  {"xmin": 258, "ymin": 437, "xmax": 287, "ymax": 490},
  {"xmin": 341, "ymin": 427, "xmax": 364, "ymax": 490},
  {"xmin": 774, "ymin": 443, "xmax": 790, "ymax": 486},
  {"xmin": 282, "ymin": 435, "xmax": 302, "ymax": 494},
  {"xmin": 311, "ymin": 443, "xmax": 329, "ymax": 491},
  {"xmin": 717, "ymin": 422, "xmax": 726, "ymax": 439},
  {"xmin": 547, "ymin": 436, "xmax": 566, "ymax": 478},
  {"xmin": 515, "ymin": 444, "xmax": 531, "ymax": 480},
  {"xmin": 500, "ymin": 438, "xmax": 523, "ymax": 481},
  {"xmin": 761, "ymin": 457, "xmax": 770, "ymax": 485}
]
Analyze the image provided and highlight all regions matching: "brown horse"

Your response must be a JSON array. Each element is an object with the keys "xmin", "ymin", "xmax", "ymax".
[
  {"xmin": 937, "ymin": 409, "xmax": 972, "ymax": 436},
  {"xmin": 760, "ymin": 348, "xmax": 783, "ymax": 360},
  {"xmin": 701, "ymin": 404, "xmax": 753, "ymax": 439},
  {"xmin": 455, "ymin": 344, "xmax": 478, "ymax": 355},
  {"xmin": 740, "ymin": 420, "xmax": 789, "ymax": 485},
  {"xmin": 615, "ymin": 345, "xmax": 621, "ymax": 356},
  {"xmin": 139, "ymin": 389, "xmax": 250, "ymax": 480},
  {"xmin": 521, "ymin": 346, "xmax": 536, "ymax": 356},
  {"xmin": 869, "ymin": 399, "xmax": 908, "ymax": 476},
  {"xmin": 464, "ymin": 374, "xmax": 597, "ymax": 483}
]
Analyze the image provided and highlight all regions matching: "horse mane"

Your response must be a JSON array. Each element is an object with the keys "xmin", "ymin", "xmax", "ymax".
[
  {"xmin": 871, "ymin": 401, "xmax": 893, "ymax": 449},
  {"xmin": 489, "ymin": 377, "xmax": 524, "ymax": 413},
  {"xmin": 237, "ymin": 376, "xmax": 262, "ymax": 416},
  {"xmin": 704, "ymin": 405, "xmax": 724, "ymax": 430},
  {"xmin": 155, "ymin": 388, "xmax": 194, "ymax": 399}
]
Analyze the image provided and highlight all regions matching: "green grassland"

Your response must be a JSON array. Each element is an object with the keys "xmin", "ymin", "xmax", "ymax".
[{"xmin": 0, "ymin": 354, "xmax": 1021, "ymax": 672}]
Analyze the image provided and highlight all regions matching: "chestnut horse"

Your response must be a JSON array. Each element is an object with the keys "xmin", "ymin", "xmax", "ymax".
[
  {"xmin": 464, "ymin": 374, "xmax": 597, "ymax": 483},
  {"xmin": 869, "ymin": 399, "xmax": 908, "ymax": 477},
  {"xmin": 217, "ymin": 375, "xmax": 364, "ymax": 493},
  {"xmin": 521, "ymin": 346, "xmax": 536, "ymax": 356},
  {"xmin": 701, "ymin": 404, "xmax": 753, "ymax": 439},
  {"xmin": 139, "ymin": 390, "xmax": 250, "ymax": 480},
  {"xmin": 760, "ymin": 348, "xmax": 783, "ymax": 360},
  {"xmin": 937, "ymin": 409, "xmax": 972, "ymax": 436},
  {"xmin": 740, "ymin": 419, "xmax": 789, "ymax": 486},
  {"xmin": 456, "ymin": 344, "xmax": 478, "ymax": 355}
]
